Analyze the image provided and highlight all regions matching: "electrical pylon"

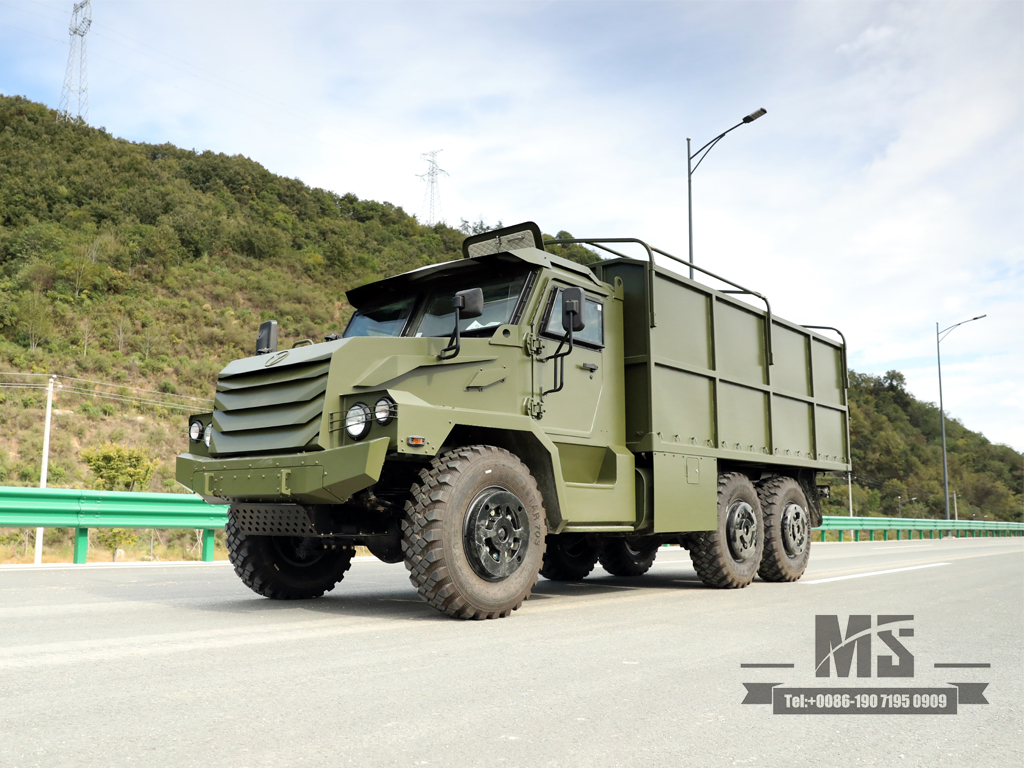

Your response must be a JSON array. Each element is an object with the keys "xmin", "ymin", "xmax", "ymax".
[
  {"xmin": 417, "ymin": 150, "xmax": 448, "ymax": 226},
  {"xmin": 58, "ymin": 0, "xmax": 93, "ymax": 122}
]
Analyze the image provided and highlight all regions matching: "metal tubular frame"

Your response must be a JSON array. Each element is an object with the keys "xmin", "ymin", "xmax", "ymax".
[{"xmin": 544, "ymin": 237, "xmax": 775, "ymax": 365}]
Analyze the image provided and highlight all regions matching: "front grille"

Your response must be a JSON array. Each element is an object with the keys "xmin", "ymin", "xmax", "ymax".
[{"xmin": 210, "ymin": 359, "xmax": 329, "ymax": 455}]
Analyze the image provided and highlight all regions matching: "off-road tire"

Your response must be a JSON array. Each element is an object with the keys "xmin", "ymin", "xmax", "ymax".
[
  {"xmin": 757, "ymin": 476, "xmax": 812, "ymax": 582},
  {"xmin": 225, "ymin": 514, "xmax": 355, "ymax": 599},
  {"xmin": 402, "ymin": 445, "xmax": 546, "ymax": 619},
  {"xmin": 540, "ymin": 534, "xmax": 600, "ymax": 581},
  {"xmin": 688, "ymin": 472, "xmax": 764, "ymax": 589},
  {"xmin": 599, "ymin": 538, "xmax": 660, "ymax": 577}
]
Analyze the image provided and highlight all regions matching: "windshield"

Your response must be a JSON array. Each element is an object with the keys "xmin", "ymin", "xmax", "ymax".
[
  {"xmin": 343, "ymin": 296, "xmax": 415, "ymax": 338},
  {"xmin": 412, "ymin": 272, "xmax": 530, "ymax": 338},
  {"xmin": 344, "ymin": 269, "xmax": 532, "ymax": 340}
]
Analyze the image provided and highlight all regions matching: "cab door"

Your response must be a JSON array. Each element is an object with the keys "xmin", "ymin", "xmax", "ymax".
[{"xmin": 534, "ymin": 283, "xmax": 607, "ymax": 438}]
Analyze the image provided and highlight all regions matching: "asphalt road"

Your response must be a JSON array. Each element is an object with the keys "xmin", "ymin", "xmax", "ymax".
[{"xmin": 0, "ymin": 538, "xmax": 1021, "ymax": 768}]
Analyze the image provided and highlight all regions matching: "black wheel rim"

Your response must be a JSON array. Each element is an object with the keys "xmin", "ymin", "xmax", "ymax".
[
  {"xmin": 726, "ymin": 501, "xmax": 758, "ymax": 562},
  {"xmin": 271, "ymin": 536, "xmax": 328, "ymax": 568},
  {"xmin": 781, "ymin": 502, "xmax": 808, "ymax": 557},
  {"xmin": 463, "ymin": 487, "xmax": 530, "ymax": 582}
]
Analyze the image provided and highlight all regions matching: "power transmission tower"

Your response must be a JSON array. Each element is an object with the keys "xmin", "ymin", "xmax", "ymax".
[
  {"xmin": 417, "ymin": 150, "xmax": 448, "ymax": 226},
  {"xmin": 59, "ymin": 0, "xmax": 93, "ymax": 122}
]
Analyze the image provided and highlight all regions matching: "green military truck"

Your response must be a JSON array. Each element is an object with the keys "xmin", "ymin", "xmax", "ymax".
[{"xmin": 177, "ymin": 222, "xmax": 850, "ymax": 619}]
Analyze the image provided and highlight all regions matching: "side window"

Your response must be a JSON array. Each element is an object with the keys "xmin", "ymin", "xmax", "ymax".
[{"xmin": 542, "ymin": 287, "xmax": 604, "ymax": 348}]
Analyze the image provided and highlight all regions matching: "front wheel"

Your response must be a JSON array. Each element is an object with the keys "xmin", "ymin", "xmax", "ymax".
[
  {"xmin": 688, "ymin": 472, "xmax": 764, "ymax": 589},
  {"xmin": 402, "ymin": 445, "xmax": 547, "ymax": 619},
  {"xmin": 225, "ymin": 513, "xmax": 355, "ymax": 599}
]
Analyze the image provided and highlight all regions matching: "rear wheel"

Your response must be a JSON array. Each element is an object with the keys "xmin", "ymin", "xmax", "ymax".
[
  {"xmin": 599, "ymin": 538, "xmax": 660, "ymax": 577},
  {"xmin": 757, "ymin": 476, "xmax": 811, "ymax": 582},
  {"xmin": 225, "ymin": 513, "xmax": 355, "ymax": 599},
  {"xmin": 402, "ymin": 445, "xmax": 546, "ymax": 619},
  {"xmin": 540, "ymin": 534, "xmax": 600, "ymax": 581},
  {"xmin": 688, "ymin": 472, "xmax": 764, "ymax": 589}
]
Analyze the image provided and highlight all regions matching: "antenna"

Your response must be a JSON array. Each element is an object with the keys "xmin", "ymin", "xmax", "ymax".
[
  {"xmin": 417, "ymin": 149, "xmax": 448, "ymax": 226},
  {"xmin": 59, "ymin": 0, "xmax": 93, "ymax": 122}
]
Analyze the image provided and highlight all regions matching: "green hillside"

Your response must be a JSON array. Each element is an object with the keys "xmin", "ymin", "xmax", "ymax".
[{"xmin": 0, "ymin": 94, "xmax": 1020, "ymax": 533}]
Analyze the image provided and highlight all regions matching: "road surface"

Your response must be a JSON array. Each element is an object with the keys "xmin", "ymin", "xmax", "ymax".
[{"xmin": 0, "ymin": 538, "xmax": 1021, "ymax": 768}]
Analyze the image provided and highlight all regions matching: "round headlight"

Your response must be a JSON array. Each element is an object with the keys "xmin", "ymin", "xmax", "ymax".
[
  {"xmin": 204, "ymin": 422, "xmax": 213, "ymax": 448},
  {"xmin": 374, "ymin": 397, "xmax": 395, "ymax": 425},
  {"xmin": 345, "ymin": 403, "xmax": 372, "ymax": 440},
  {"xmin": 189, "ymin": 420, "xmax": 203, "ymax": 442}
]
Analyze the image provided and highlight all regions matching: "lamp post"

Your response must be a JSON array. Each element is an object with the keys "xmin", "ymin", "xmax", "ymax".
[
  {"xmin": 897, "ymin": 495, "xmax": 916, "ymax": 518},
  {"xmin": 687, "ymin": 108, "xmax": 767, "ymax": 280},
  {"xmin": 937, "ymin": 315, "xmax": 986, "ymax": 524}
]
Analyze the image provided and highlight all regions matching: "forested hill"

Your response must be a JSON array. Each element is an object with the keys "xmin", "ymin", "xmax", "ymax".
[
  {"xmin": 0, "ymin": 93, "xmax": 1019, "ymax": 521},
  {"xmin": 823, "ymin": 372, "xmax": 1021, "ymax": 522}
]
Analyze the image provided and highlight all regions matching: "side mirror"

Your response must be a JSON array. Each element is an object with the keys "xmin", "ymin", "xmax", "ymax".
[
  {"xmin": 561, "ymin": 287, "xmax": 586, "ymax": 333},
  {"xmin": 454, "ymin": 288, "xmax": 484, "ymax": 319},
  {"xmin": 439, "ymin": 288, "xmax": 484, "ymax": 360},
  {"xmin": 255, "ymin": 320, "xmax": 278, "ymax": 355}
]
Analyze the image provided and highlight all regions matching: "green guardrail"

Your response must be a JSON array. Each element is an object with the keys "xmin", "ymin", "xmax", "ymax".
[
  {"xmin": 0, "ymin": 486, "xmax": 228, "ymax": 563},
  {"xmin": 818, "ymin": 515, "xmax": 1024, "ymax": 542}
]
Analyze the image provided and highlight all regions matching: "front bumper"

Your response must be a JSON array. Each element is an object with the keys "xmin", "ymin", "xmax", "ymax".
[{"xmin": 175, "ymin": 437, "xmax": 390, "ymax": 505}]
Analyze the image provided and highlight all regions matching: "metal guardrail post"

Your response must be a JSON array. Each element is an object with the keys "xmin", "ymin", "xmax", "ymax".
[
  {"xmin": 73, "ymin": 528, "xmax": 88, "ymax": 564},
  {"xmin": 202, "ymin": 529, "xmax": 215, "ymax": 562}
]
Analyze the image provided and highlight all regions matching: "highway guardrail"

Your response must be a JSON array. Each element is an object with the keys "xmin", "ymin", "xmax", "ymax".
[
  {"xmin": 818, "ymin": 515, "xmax": 1024, "ymax": 542},
  {"xmin": 0, "ymin": 486, "xmax": 229, "ymax": 563}
]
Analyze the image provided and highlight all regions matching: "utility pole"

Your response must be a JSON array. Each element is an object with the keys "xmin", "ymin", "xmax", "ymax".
[
  {"xmin": 417, "ymin": 150, "xmax": 448, "ymax": 226},
  {"xmin": 59, "ymin": 0, "xmax": 93, "ymax": 123},
  {"xmin": 34, "ymin": 376, "xmax": 57, "ymax": 565}
]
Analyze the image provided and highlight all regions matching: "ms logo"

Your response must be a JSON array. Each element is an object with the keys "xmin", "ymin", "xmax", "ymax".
[{"xmin": 815, "ymin": 615, "xmax": 914, "ymax": 678}]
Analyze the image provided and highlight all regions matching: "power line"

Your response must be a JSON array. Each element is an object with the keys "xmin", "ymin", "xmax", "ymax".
[
  {"xmin": 417, "ymin": 150, "xmax": 448, "ymax": 226},
  {"xmin": 58, "ymin": 0, "xmax": 91, "ymax": 122}
]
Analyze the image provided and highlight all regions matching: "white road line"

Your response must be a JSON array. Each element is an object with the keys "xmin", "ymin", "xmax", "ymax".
[{"xmin": 802, "ymin": 562, "xmax": 951, "ymax": 584}]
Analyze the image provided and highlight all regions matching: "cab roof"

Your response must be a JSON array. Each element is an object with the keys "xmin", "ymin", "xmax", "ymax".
[{"xmin": 345, "ymin": 247, "xmax": 601, "ymax": 309}]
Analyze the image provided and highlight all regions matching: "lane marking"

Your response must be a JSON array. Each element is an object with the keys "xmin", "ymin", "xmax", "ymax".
[{"xmin": 802, "ymin": 562, "xmax": 950, "ymax": 584}]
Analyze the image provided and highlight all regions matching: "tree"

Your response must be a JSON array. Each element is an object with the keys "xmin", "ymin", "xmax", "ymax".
[
  {"xmin": 15, "ymin": 292, "xmax": 53, "ymax": 352},
  {"xmin": 114, "ymin": 310, "xmax": 130, "ymax": 354},
  {"xmin": 80, "ymin": 443, "xmax": 157, "ymax": 492},
  {"xmin": 79, "ymin": 316, "xmax": 95, "ymax": 358},
  {"xmin": 62, "ymin": 240, "xmax": 100, "ymax": 299}
]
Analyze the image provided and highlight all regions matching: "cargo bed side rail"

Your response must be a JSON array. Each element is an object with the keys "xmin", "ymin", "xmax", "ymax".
[{"xmin": 545, "ymin": 237, "xmax": 774, "ymax": 365}]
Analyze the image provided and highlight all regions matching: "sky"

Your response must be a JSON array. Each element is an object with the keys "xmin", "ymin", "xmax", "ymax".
[{"xmin": 1, "ymin": 0, "xmax": 1021, "ymax": 451}]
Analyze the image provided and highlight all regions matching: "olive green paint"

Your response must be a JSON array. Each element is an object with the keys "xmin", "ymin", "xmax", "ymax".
[{"xmin": 177, "ymin": 241, "xmax": 851, "ymax": 535}]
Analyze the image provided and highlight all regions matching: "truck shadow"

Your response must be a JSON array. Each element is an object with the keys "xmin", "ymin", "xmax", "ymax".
[{"xmin": 185, "ymin": 568, "xmax": 707, "ymax": 621}]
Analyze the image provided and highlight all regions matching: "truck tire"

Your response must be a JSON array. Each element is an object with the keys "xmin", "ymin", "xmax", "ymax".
[
  {"xmin": 688, "ymin": 472, "xmax": 764, "ymax": 589},
  {"xmin": 225, "ymin": 514, "xmax": 355, "ymax": 600},
  {"xmin": 540, "ymin": 534, "xmax": 600, "ymax": 581},
  {"xmin": 599, "ymin": 538, "xmax": 660, "ymax": 577},
  {"xmin": 757, "ymin": 476, "xmax": 811, "ymax": 582},
  {"xmin": 402, "ymin": 445, "xmax": 546, "ymax": 619}
]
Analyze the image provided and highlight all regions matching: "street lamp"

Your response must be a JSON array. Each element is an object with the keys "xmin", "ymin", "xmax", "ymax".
[
  {"xmin": 897, "ymin": 495, "xmax": 916, "ymax": 518},
  {"xmin": 687, "ymin": 108, "xmax": 767, "ymax": 279},
  {"xmin": 937, "ymin": 315, "xmax": 986, "ymax": 523}
]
